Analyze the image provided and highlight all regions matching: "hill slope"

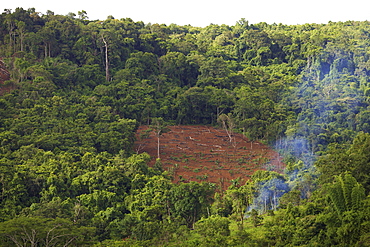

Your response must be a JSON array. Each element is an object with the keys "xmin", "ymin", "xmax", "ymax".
[
  {"xmin": 0, "ymin": 59, "xmax": 11, "ymax": 95},
  {"xmin": 135, "ymin": 125, "xmax": 284, "ymax": 189}
]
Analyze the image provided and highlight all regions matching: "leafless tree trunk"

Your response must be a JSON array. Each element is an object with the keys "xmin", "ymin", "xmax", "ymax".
[
  {"xmin": 101, "ymin": 35, "xmax": 110, "ymax": 82},
  {"xmin": 218, "ymin": 113, "xmax": 237, "ymax": 149},
  {"xmin": 151, "ymin": 118, "xmax": 167, "ymax": 159},
  {"xmin": 44, "ymin": 42, "xmax": 48, "ymax": 58},
  {"xmin": 157, "ymin": 131, "xmax": 160, "ymax": 159}
]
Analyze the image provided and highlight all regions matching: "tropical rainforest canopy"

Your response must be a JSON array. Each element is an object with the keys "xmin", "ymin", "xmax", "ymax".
[{"xmin": 0, "ymin": 7, "xmax": 369, "ymax": 246}]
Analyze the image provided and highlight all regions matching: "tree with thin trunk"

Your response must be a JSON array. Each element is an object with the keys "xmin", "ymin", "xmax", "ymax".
[
  {"xmin": 101, "ymin": 34, "xmax": 110, "ymax": 82},
  {"xmin": 150, "ymin": 117, "xmax": 169, "ymax": 159},
  {"xmin": 217, "ymin": 113, "xmax": 236, "ymax": 148},
  {"xmin": 4, "ymin": 10, "xmax": 16, "ymax": 54}
]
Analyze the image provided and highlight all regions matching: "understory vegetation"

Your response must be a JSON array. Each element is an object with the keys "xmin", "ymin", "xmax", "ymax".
[{"xmin": 0, "ymin": 8, "xmax": 370, "ymax": 246}]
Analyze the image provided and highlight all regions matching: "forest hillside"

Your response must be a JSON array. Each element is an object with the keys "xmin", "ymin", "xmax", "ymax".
[{"xmin": 0, "ymin": 7, "xmax": 370, "ymax": 246}]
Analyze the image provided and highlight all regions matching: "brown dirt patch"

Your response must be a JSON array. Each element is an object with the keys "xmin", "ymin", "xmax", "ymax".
[
  {"xmin": 0, "ymin": 59, "xmax": 10, "ymax": 84},
  {"xmin": 135, "ymin": 125, "xmax": 284, "ymax": 190}
]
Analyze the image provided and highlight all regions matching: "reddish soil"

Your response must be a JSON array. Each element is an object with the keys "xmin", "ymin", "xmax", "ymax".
[
  {"xmin": 0, "ymin": 59, "xmax": 10, "ymax": 83},
  {"xmin": 135, "ymin": 125, "xmax": 284, "ymax": 190}
]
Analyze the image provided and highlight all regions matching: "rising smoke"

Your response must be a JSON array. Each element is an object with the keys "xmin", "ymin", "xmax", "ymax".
[{"xmin": 247, "ymin": 46, "xmax": 366, "ymax": 213}]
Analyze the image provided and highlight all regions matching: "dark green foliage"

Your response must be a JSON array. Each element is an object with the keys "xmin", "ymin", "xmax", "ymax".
[
  {"xmin": 316, "ymin": 132, "xmax": 370, "ymax": 193},
  {"xmin": 194, "ymin": 215, "xmax": 230, "ymax": 246},
  {"xmin": 1, "ymin": 8, "xmax": 370, "ymax": 246},
  {"xmin": 0, "ymin": 216, "xmax": 95, "ymax": 246},
  {"xmin": 169, "ymin": 182, "xmax": 215, "ymax": 228},
  {"xmin": 328, "ymin": 173, "xmax": 366, "ymax": 217}
]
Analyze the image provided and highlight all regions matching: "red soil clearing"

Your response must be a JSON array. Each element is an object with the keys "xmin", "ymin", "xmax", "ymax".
[{"xmin": 135, "ymin": 125, "xmax": 284, "ymax": 190}]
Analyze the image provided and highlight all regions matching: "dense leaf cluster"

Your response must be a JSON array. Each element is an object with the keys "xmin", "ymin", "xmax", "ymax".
[{"xmin": 0, "ymin": 7, "xmax": 370, "ymax": 246}]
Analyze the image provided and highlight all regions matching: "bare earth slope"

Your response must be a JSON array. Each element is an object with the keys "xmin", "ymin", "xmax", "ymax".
[{"xmin": 135, "ymin": 125, "xmax": 284, "ymax": 190}]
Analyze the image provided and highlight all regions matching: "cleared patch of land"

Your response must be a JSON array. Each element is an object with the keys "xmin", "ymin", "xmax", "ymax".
[{"xmin": 135, "ymin": 125, "xmax": 284, "ymax": 190}]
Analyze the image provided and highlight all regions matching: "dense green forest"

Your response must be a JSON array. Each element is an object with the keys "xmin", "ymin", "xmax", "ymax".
[{"xmin": 0, "ymin": 7, "xmax": 370, "ymax": 246}]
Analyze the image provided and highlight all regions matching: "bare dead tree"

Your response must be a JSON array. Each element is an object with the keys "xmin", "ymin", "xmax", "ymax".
[
  {"xmin": 101, "ymin": 35, "xmax": 110, "ymax": 82},
  {"xmin": 217, "ymin": 113, "xmax": 237, "ymax": 149},
  {"xmin": 150, "ymin": 118, "xmax": 169, "ymax": 159}
]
